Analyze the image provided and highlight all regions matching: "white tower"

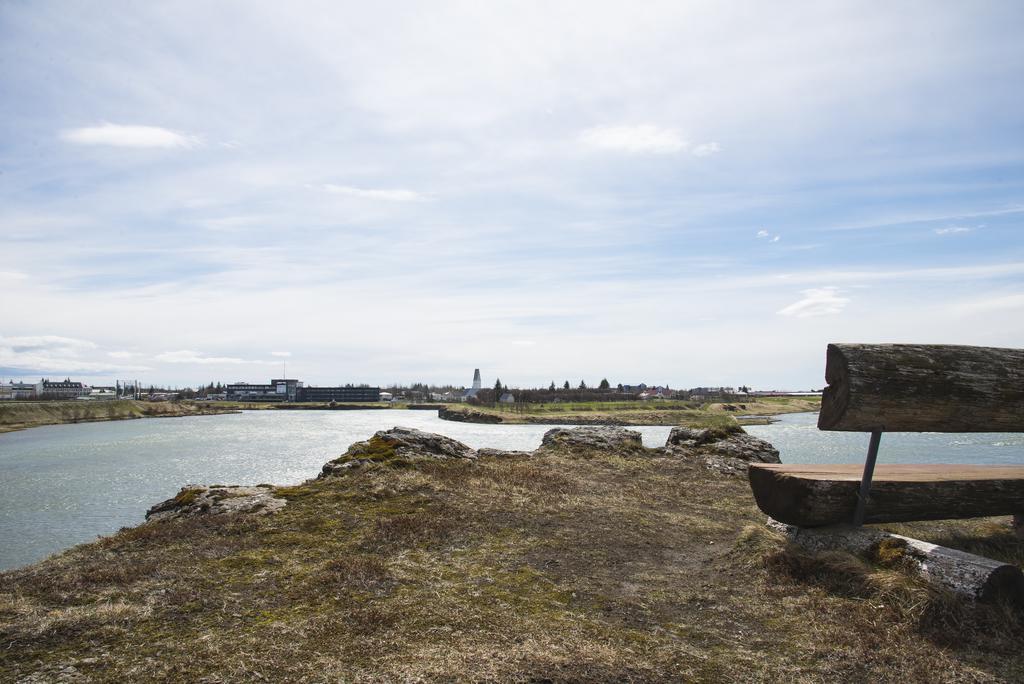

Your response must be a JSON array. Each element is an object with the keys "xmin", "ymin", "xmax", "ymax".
[{"xmin": 472, "ymin": 368, "xmax": 482, "ymax": 390}]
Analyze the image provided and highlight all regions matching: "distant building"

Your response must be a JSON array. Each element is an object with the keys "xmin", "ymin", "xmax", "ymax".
[
  {"xmin": 687, "ymin": 387, "xmax": 735, "ymax": 400},
  {"xmin": 226, "ymin": 378, "xmax": 379, "ymax": 403},
  {"xmin": 36, "ymin": 378, "xmax": 90, "ymax": 399},
  {"xmin": 296, "ymin": 386, "xmax": 380, "ymax": 402},
  {"xmin": 146, "ymin": 392, "xmax": 178, "ymax": 402},
  {"xmin": 463, "ymin": 368, "xmax": 483, "ymax": 400},
  {"xmin": 9, "ymin": 382, "xmax": 37, "ymax": 399},
  {"xmin": 225, "ymin": 378, "xmax": 302, "ymax": 402},
  {"xmin": 499, "ymin": 392, "xmax": 515, "ymax": 404},
  {"xmin": 86, "ymin": 387, "xmax": 117, "ymax": 400}
]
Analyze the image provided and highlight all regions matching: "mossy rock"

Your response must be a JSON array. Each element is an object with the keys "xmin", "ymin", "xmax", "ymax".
[{"xmin": 320, "ymin": 427, "xmax": 476, "ymax": 477}]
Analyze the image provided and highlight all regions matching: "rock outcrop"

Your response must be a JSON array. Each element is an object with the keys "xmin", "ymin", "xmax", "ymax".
[
  {"xmin": 146, "ymin": 485, "xmax": 286, "ymax": 522},
  {"xmin": 540, "ymin": 426, "xmax": 644, "ymax": 452},
  {"xmin": 320, "ymin": 426, "xmax": 477, "ymax": 477},
  {"xmin": 476, "ymin": 447, "xmax": 531, "ymax": 459},
  {"xmin": 437, "ymin": 406, "xmax": 503, "ymax": 424},
  {"xmin": 665, "ymin": 425, "xmax": 780, "ymax": 475}
]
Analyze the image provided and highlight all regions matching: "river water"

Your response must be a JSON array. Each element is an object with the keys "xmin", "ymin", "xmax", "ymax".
[
  {"xmin": 746, "ymin": 411, "xmax": 1024, "ymax": 465},
  {"xmin": 1, "ymin": 410, "xmax": 1021, "ymax": 571},
  {"xmin": 0, "ymin": 410, "xmax": 668, "ymax": 571}
]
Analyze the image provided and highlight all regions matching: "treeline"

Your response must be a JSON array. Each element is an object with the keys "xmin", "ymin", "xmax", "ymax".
[{"xmin": 471, "ymin": 387, "xmax": 638, "ymax": 405}]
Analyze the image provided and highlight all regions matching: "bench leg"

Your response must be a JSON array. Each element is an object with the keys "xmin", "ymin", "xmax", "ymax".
[{"xmin": 1014, "ymin": 514, "xmax": 1024, "ymax": 541}]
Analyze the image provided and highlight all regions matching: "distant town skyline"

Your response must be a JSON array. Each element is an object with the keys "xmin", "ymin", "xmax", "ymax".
[{"xmin": 2, "ymin": 2, "xmax": 1022, "ymax": 388}]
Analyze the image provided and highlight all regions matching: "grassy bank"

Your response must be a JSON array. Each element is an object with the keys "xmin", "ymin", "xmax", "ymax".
[
  {"xmin": 441, "ymin": 395, "xmax": 820, "ymax": 426},
  {"xmin": 0, "ymin": 400, "xmax": 237, "ymax": 434},
  {"xmin": 1, "ymin": 434, "xmax": 1019, "ymax": 681}
]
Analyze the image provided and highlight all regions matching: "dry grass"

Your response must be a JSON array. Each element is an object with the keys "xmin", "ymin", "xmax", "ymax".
[
  {"xmin": 1, "ymin": 443, "xmax": 1021, "ymax": 682},
  {"xmin": 445, "ymin": 396, "xmax": 820, "ymax": 427},
  {"xmin": 0, "ymin": 399, "xmax": 233, "ymax": 433}
]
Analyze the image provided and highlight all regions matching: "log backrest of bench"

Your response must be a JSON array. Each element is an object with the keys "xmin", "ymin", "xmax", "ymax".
[{"xmin": 817, "ymin": 343, "xmax": 1024, "ymax": 433}]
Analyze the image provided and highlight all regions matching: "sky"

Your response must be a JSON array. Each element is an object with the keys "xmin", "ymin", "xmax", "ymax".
[{"xmin": 1, "ymin": 1, "xmax": 1023, "ymax": 390}]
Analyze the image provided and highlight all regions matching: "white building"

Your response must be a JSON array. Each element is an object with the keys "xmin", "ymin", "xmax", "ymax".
[
  {"xmin": 36, "ymin": 379, "xmax": 90, "ymax": 399},
  {"xmin": 463, "ymin": 368, "xmax": 483, "ymax": 400}
]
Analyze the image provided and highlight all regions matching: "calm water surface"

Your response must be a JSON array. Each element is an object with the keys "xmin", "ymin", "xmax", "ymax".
[
  {"xmin": 747, "ymin": 411, "xmax": 1024, "ymax": 465},
  {"xmin": 2, "ymin": 410, "xmax": 1022, "ymax": 571}
]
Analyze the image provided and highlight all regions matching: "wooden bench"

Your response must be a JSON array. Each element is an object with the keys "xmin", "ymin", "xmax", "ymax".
[
  {"xmin": 749, "ymin": 343, "xmax": 1024, "ymax": 529},
  {"xmin": 748, "ymin": 343, "xmax": 1024, "ymax": 600}
]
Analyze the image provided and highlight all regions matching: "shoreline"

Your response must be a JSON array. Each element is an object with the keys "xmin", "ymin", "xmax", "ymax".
[
  {"xmin": 437, "ymin": 403, "xmax": 808, "ymax": 427},
  {"xmin": 0, "ymin": 400, "xmax": 239, "ymax": 435},
  {"xmin": 0, "ymin": 398, "xmax": 802, "ymax": 435}
]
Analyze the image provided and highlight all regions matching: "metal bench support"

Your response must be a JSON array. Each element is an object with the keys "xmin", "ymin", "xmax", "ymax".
[{"xmin": 853, "ymin": 430, "xmax": 883, "ymax": 526}]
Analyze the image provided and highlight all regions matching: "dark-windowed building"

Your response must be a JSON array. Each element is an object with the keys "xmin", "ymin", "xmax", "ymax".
[
  {"xmin": 296, "ymin": 386, "xmax": 380, "ymax": 402},
  {"xmin": 225, "ymin": 378, "xmax": 301, "ymax": 402},
  {"xmin": 36, "ymin": 379, "xmax": 90, "ymax": 399},
  {"xmin": 225, "ymin": 378, "xmax": 379, "ymax": 403}
]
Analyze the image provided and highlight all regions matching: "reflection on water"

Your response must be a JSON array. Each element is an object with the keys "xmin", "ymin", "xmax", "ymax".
[{"xmin": 0, "ymin": 410, "xmax": 673, "ymax": 571}]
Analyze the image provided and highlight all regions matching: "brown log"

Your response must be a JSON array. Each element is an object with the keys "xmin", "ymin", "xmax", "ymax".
[
  {"xmin": 817, "ymin": 343, "xmax": 1024, "ymax": 432},
  {"xmin": 749, "ymin": 463, "xmax": 1024, "ymax": 527},
  {"xmin": 767, "ymin": 519, "xmax": 1024, "ymax": 603}
]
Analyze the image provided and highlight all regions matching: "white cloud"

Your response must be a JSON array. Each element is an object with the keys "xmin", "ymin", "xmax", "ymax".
[
  {"xmin": 320, "ymin": 184, "xmax": 428, "ymax": 202},
  {"xmin": 756, "ymin": 229, "xmax": 769, "ymax": 238},
  {"xmin": 155, "ymin": 350, "xmax": 247, "ymax": 364},
  {"xmin": 270, "ymin": 351, "xmax": 291, "ymax": 357},
  {"xmin": 771, "ymin": 235, "xmax": 781, "ymax": 243},
  {"xmin": 771, "ymin": 262, "xmax": 1024, "ymax": 286},
  {"xmin": 60, "ymin": 123, "xmax": 200, "ymax": 149},
  {"xmin": 691, "ymin": 142, "xmax": 721, "ymax": 157},
  {"xmin": 950, "ymin": 293, "xmax": 1024, "ymax": 315},
  {"xmin": 777, "ymin": 287, "xmax": 850, "ymax": 318},
  {"xmin": 828, "ymin": 207, "xmax": 1024, "ymax": 232},
  {"xmin": 578, "ymin": 125, "xmax": 688, "ymax": 154},
  {"xmin": 0, "ymin": 335, "xmax": 96, "ymax": 352},
  {"xmin": 0, "ymin": 336, "xmax": 149, "ymax": 374},
  {"xmin": 199, "ymin": 215, "xmax": 265, "ymax": 231},
  {"xmin": 108, "ymin": 350, "xmax": 141, "ymax": 359},
  {"xmin": 757, "ymin": 229, "xmax": 781, "ymax": 242},
  {"xmin": 934, "ymin": 226, "xmax": 972, "ymax": 235}
]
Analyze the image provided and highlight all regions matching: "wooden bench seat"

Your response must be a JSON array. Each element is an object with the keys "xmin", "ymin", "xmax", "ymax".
[
  {"xmin": 747, "ymin": 343, "xmax": 1024, "ymax": 527},
  {"xmin": 746, "ymin": 343, "xmax": 1024, "ymax": 600},
  {"xmin": 749, "ymin": 463, "xmax": 1024, "ymax": 527}
]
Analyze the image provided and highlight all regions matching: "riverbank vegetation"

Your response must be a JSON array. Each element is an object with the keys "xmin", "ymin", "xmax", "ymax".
[
  {"xmin": 0, "ymin": 400, "xmax": 236, "ymax": 434},
  {"xmin": 1, "ymin": 429, "xmax": 1019, "ymax": 681},
  {"xmin": 440, "ymin": 395, "xmax": 820, "ymax": 426}
]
